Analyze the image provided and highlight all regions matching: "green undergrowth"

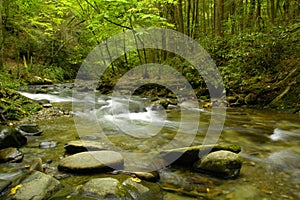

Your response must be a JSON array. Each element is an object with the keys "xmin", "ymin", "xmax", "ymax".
[{"xmin": 0, "ymin": 72, "xmax": 41, "ymax": 123}]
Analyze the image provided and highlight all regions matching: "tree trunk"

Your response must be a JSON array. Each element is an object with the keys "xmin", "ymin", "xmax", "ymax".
[
  {"xmin": 214, "ymin": 0, "xmax": 223, "ymax": 37},
  {"xmin": 187, "ymin": 0, "xmax": 191, "ymax": 36},
  {"xmin": 202, "ymin": 0, "xmax": 206, "ymax": 35},
  {"xmin": 193, "ymin": 0, "xmax": 200, "ymax": 38},
  {"xmin": 0, "ymin": 0, "xmax": 4, "ymax": 71},
  {"xmin": 270, "ymin": 0, "xmax": 275, "ymax": 24},
  {"xmin": 247, "ymin": 0, "xmax": 256, "ymax": 29},
  {"xmin": 177, "ymin": 0, "xmax": 185, "ymax": 34}
]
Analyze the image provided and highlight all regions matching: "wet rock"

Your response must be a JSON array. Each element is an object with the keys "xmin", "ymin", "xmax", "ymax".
[
  {"xmin": 0, "ymin": 126, "xmax": 27, "ymax": 149},
  {"xmin": 29, "ymin": 76, "xmax": 53, "ymax": 85},
  {"xmin": 81, "ymin": 177, "xmax": 127, "ymax": 199},
  {"xmin": 132, "ymin": 171, "xmax": 159, "ymax": 182},
  {"xmin": 15, "ymin": 124, "xmax": 43, "ymax": 136},
  {"xmin": 111, "ymin": 170, "xmax": 159, "ymax": 182},
  {"xmin": 28, "ymin": 158, "xmax": 43, "ymax": 172},
  {"xmin": 37, "ymin": 99, "xmax": 50, "ymax": 105},
  {"xmin": 160, "ymin": 144, "xmax": 241, "ymax": 165},
  {"xmin": 225, "ymin": 184, "xmax": 263, "ymax": 200},
  {"xmin": 0, "ymin": 179, "xmax": 11, "ymax": 193},
  {"xmin": 64, "ymin": 140, "xmax": 109, "ymax": 154},
  {"xmin": 0, "ymin": 147, "xmax": 23, "ymax": 163},
  {"xmin": 81, "ymin": 177, "xmax": 163, "ymax": 200},
  {"xmin": 42, "ymin": 103, "xmax": 53, "ymax": 108},
  {"xmin": 122, "ymin": 178, "xmax": 163, "ymax": 200},
  {"xmin": 12, "ymin": 171, "xmax": 61, "ymax": 200},
  {"xmin": 150, "ymin": 99, "xmax": 169, "ymax": 110},
  {"xmin": 58, "ymin": 151, "xmax": 124, "ymax": 173},
  {"xmin": 194, "ymin": 150, "xmax": 243, "ymax": 178},
  {"xmin": 39, "ymin": 141, "xmax": 57, "ymax": 149}
]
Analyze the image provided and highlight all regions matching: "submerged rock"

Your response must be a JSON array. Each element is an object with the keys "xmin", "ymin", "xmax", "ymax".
[
  {"xmin": 15, "ymin": 124, "xmax": 43, "ymax": 136},
  {"xmin": 39, "ymin": 141, "xmax": 57, "ymax": 149},
  {"xmin": 0, "ymin": 147, "xmax": 23, "ymax": 163},
  {"xmin": 12, "ymin": 171, "xmax": 61, "ymax": 200},
  {"xmin": 0, "ymin": 126, "xmax": 27, "ymax": 149},
  {"xmin": 0, "ymin": 179, "xmax": 11, "ymax": 193},
  {"xmin": 81, "ymin": 177, "xmax": 127, "ymax": 199},
  {"xmin": 122, "ymin": 177, "xmax": 163, "ymax": 200},
  {"xmin": 160, "ymin": 144, "xmax": 241, "ymax": 165},
  {"xmin": 64, "ymin": 140, "xmax": 108, "ymax": 154},
  {"xmin": 81, "ymin": 177, "xmax": 163, "ymax": 200},
  {"xmin": 58, "ymin": 151, "xmax": 124, "ymax": 173},
  {"xmin": 194, "ymin": 150, "xmax": 243, "ymax": 178}
]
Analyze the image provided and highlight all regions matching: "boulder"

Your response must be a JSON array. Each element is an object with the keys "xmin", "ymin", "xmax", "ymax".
[
  {"xmin": 81, "ymin": 177, "xmax": 127, "ymax": 199},
  {"xmin": 0, "ymin": 147, "xmax": 23, "ymax": 163},
  {"xmin": 13, "ymin": 171, "xmax": 61, "ymax": 200},
  {"xmin": 64, "ymin": 140, "xmax": 109, "ymax": 154},
  {"xmin": 58, "ymin": 151, "xmax": 124, "ymax": 173},
  {"xmin": 194, "ymin": 150, "xmax": 243, "ymax": 178},
  {"xmin": 160, "ymin": 144, "xmax": 241, "ymax": 165},
  {"xmin": 15, "ymin": 124, "xmax": 43, "ymax": 136},
  {"xmin": 0, "ymin": 126, "xmax": 27, "ymax": 149}
]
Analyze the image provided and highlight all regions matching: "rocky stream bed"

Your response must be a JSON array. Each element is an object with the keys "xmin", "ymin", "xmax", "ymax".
[{"xmin": 0, "ymin": 83, "xmax": 299, "ymax": 199}]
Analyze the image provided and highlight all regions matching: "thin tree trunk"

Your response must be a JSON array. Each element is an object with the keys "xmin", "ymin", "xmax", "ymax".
[
  {"xmin": 187, "ymin": 0, "xmax": 191, "ymax": 36},
  {"xmin": 193, "ymin": 0, "xmax": 200, "ymax": 38},
  {"xmin": 202, "ymin": 0, "xmax": 206, "ymax": 34},
  {"xmin": 177, "ymin": 0, "xmax": 185, "ymax": 34},
  {"xmin": 255, "ymin": 0, "xmax": 262, "ymax": 30},
  {"xmin": 0, "ymin": 0, "xmax": 4, "ymax": 71},
  {"xmin": 270, "ymin": 0, "xmax": 275, "ymax": 24},
  {"xmin": 214, "ymin": 0, "xmax": 223, "ymax": 37}
]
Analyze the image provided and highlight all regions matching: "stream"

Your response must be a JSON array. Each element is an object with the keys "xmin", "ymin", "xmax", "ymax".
[{"xmin": 1, "ymin": 83, "xmax": 299, "ymax": 199}]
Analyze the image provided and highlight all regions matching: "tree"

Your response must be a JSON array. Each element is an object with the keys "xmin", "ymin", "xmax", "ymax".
[{"xmin": 214, "ymin": 0, "xmax": 223, "ymax": 37}]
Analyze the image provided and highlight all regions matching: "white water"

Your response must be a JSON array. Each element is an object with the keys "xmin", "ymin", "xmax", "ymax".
[{"xmin": 18, "ymin": 91, "xmax": 75, "ymax": 103}]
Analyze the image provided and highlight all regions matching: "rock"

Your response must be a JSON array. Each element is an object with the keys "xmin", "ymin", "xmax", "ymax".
[
  {"xmin": 42, "ymin": 103, "xmax": 53, "ymax": 108},
  {"xmin": 81, "ymin": 177, "xmax": 163, "ymax": 200},
  {"xmin": 13, "ymin": 171, "xmax": 61, "ymax": 200},
  {"xmin": 111, "ymin": 170, "xmax": 160, "ymax": 182},
  {"xmin": 0, "ymin": 126, "xmax": 27, "ymax": 149},
  {"xmin": 58, "ymin": 151, "xmax": 124, "ymax": 173},
  {"xmin": 81, "ymin": 177, "xmax": 127, "ymax": 199},
  {"xmin": 29, "ymin": 76, "xmax": 53, "ymax": 85},
  {"xmin": 160, "ymin": 144, "xmax": 241, "ymax": 165},
  {"xmin": 28, "ymin": 158, "xmax": 43, "ymax": 172},
  {"xmin": 122, "ymin": 178, "xmax": 163, "ymax": 200},
  {"xmin": 0, "ymin": 147, "xmax": 23, "ymax": 163},
  {"xmin": 39, "ymin": 141, "xmax": 57, "ymax": 149},
  {"xmin": 132, "ymin": 171, "xmax": 159, "ymax": 182},
  {"xmin": 64, "ymin": 140, "xmax": 109, "ymax": 154},
  {"xmin": 37, "ymin": 99, "xmax": 50, "ymax": 105},
  {"xmin": 0, "ymin": 179, "xmax": 11, "ymax": 193},
  {"xmin": 30, "ymin": 76, "xmax": 44, "ymax": 85},
  {"xmin": 194, "ymin": 150, "xmax": 243, "ymax": 178},
  {"xmin": 225, "ymin": 184, "xmax": 263, "ymax": 200},
  {"xmin": 15, "ymin": 124, "xmax": 43, "ymax": 136}
]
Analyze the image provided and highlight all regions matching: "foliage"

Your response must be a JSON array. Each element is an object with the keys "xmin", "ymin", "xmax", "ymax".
[{"xmin": 0, "ymin": 74, "xmax": 41, "ymax": 121}]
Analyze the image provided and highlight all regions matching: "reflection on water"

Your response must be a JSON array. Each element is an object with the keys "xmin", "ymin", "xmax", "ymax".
[{"xmin": 3, "ymin": 85, "xmax": 299, "ymax": 199}]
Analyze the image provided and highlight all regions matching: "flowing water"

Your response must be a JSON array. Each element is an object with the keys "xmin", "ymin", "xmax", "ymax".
[{"xmin": 1, "ymin": 84, "xmax": 299, "ymax": 199}]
